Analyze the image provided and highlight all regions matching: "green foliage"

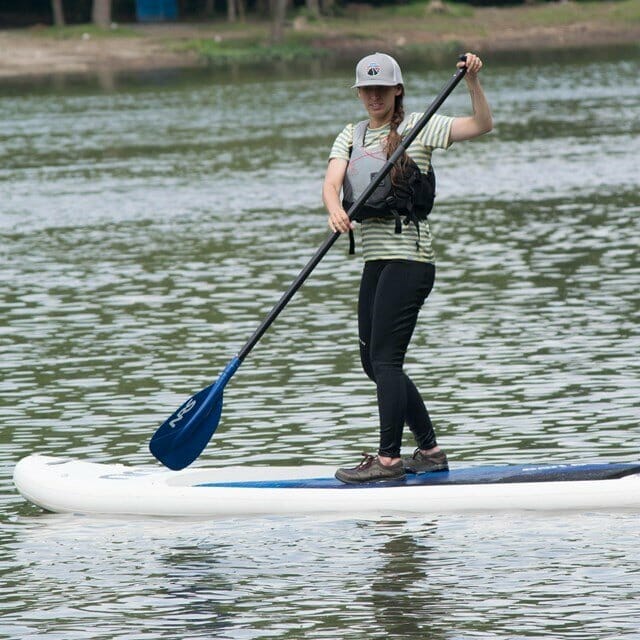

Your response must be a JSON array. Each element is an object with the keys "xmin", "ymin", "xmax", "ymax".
[
  {"xmin": 178, "ymin": 37, "xmax": 327, "ymax": 65},
  {"xmin": 611, "ymin": 0, "xmax": 640, "ymax": 21},
  {"xmin": 29, "ymin": 24, "xmax": 137, "ymax": 39},
  {"xmin": 380, "ymin": 1, "xmax": 474, "ymax": 18},
  {"xmin": 505, "ymin": 0, "xmax": 640, "ymax": 26},
  {"xmin": 402, "ymin": 39, "xmax": 465, "ymax": 57}
]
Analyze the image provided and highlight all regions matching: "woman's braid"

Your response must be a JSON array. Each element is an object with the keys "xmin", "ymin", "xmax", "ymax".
[{"xmin": 385, "ymin": 88, "xmax": 408, "ymax": 185}]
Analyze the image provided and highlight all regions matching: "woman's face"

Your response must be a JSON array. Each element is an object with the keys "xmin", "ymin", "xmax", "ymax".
[{"xmin": 357, "ymin": 84, "xmax": 403, "ymax": 125}]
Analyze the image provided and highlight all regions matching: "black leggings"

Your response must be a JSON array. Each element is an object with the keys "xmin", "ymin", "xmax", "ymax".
[{"xmin": 358, "ymin": 259, "xmax": 437, "ymax": 458}]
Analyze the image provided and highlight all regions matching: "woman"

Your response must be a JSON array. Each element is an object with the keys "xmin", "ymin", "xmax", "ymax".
[{"xmin": 323, "ymin": 52, "xmax": 492, "ymax": 483}]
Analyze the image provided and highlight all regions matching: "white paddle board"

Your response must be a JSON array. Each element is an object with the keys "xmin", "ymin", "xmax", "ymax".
[{"xmin": 13, "ymin": 454, "xmax": 640, "ymax": 517}]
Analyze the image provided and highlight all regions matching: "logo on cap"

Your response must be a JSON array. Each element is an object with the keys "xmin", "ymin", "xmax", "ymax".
[{"xmin": 366, "ymin": 62, "xmax": 381, "ymax": 76}]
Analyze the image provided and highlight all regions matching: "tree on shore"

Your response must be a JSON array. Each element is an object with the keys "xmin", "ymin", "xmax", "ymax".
[
  {"xmin": 227, "ymin": 0, "xmax": 247, "ymax": 23},
  {"xmin": 92, "ymin": 0, "xmax": 111, "ymax": 27},
  {"xmin": 270, "ymin": 0, "xmax": 288, "ymax": 44},
  {"xmin": 305, "ymin": 0, "xmax": 320, "ymax": 19},
  {"xmin": 51, "ymin": 0, "xmax": 65, "ymax": 26},
  {"xmin": 320, "ymin": 0, "xmax": 334, "ymax": 15}
]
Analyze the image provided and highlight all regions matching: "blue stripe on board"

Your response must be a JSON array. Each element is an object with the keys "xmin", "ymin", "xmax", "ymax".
[{"xmin": 196, "ymin": 462, "xmax": 640, "ymax": 490}]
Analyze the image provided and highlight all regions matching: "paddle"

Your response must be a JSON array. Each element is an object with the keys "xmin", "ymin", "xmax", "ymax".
[{"xmin": 150, "ymin": 56, "xmax": 469, "ymax": 470}]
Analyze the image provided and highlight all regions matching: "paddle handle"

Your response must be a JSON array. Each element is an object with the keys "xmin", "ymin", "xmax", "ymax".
[{"xmin": 236, "ymin": 58, "xmax": 468, "ymax": 363}]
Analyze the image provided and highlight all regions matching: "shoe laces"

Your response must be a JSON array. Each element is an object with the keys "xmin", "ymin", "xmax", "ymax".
[
  {"xmin": 413, "ymin": 448, "xmax": 444, "ymax": 461},
  {"xmin": 355, "ymin": 453, "xmax": 376, "ymax": 470}
]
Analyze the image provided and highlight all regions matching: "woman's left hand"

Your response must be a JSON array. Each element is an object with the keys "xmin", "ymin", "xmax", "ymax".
[
  {"xmin": 449, "ymin": 51, "xmax": 492, "ymax": 142},
  {"xmin": 457, "ymin": 52, "xmax": 483, "ymax": 78}
]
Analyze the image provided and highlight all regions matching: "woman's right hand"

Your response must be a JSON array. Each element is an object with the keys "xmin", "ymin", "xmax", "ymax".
[
  {"xmin": 328, "ymin": 207, "xmax": 353, "ymax": 233},
  {"xmin": 323, "ymin": 158, "xmax": 352, "ymax": 233}
]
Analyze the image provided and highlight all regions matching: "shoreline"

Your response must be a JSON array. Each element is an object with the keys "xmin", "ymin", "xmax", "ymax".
[{"xmin": 1, "ymin": 3, "xmax": 639, "ymax": 80}]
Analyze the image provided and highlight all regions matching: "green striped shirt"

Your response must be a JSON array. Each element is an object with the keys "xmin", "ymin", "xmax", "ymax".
[{"xmin": 329, "ymin": 112, "xmax": 454, "ymax": 263}]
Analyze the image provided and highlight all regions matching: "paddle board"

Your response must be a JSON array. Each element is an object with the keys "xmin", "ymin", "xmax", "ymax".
[{"xmin": 13, "ymin": 454, "xmax": 640, "ymax": 517}]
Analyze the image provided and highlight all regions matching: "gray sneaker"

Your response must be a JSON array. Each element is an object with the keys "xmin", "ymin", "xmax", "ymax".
[
  {"xmin": 335, "ymin": 453, "xmax": 406, "ymax": 484},
  {"xmin": 403, "ymin": 449, "xmax": 449, "ymax": 474}
]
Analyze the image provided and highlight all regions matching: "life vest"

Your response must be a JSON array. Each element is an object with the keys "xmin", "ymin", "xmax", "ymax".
[{"xmin": 342, "ymin": 119, "xmax": 436, "ymax": 253}]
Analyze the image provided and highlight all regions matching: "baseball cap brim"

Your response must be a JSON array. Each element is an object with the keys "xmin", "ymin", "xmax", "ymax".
[{"xmin": 351, "ymin": 78, "xmax": 402, "ymax": 88}]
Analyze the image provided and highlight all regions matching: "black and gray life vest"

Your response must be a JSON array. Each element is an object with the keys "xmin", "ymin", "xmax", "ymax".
[{"xmin": 342, "ymin": 119, "xmax": 436, "ymax": 253}]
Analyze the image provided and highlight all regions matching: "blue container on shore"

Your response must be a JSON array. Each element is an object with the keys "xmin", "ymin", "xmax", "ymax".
[{"xmin": 136, "ymin": 0, "xmax": 178, "ymax": 22}]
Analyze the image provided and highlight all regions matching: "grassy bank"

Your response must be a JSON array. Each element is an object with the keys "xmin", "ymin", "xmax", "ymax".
[
  {"xmin": 2, "ymin": 0, "xmax": 640, "ymax": 77},
  {"xmin": 172, "ymin": 0, "xmax": 640, "ymax": 64}
]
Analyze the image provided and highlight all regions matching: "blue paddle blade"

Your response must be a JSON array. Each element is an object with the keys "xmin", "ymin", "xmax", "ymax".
[{"xmin": 149, "ymin": 357, "xmax": 240, "ymax": 470}]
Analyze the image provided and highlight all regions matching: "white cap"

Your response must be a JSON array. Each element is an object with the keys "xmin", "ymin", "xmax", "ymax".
[{"xmin": 352, "ymin": 52, "xmax": 404, "ymax": 88}]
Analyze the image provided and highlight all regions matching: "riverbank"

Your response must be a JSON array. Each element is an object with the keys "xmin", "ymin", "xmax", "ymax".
[{"xmin": 1, "ymin": 0, "xmax": 639, "ymax": 78}]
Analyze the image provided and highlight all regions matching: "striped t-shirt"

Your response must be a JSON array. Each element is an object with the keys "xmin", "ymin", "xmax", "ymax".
[{"xmin": 329, "ymin": 112, "xmax": 454, "ymax": 263}]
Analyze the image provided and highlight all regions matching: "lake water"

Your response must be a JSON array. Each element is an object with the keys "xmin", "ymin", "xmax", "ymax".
[{"xmin": 1, "ymin": 46, "xmax": 639, "ymax": 638}]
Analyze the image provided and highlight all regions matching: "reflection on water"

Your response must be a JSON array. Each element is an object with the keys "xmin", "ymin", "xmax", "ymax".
[
  {"xmin": 3, "ymin": 512, "xmax": 640, "ymax": 639},
  {"xmin": 0, "ymin": 46, "xmax": 639, "ymax": 638}
]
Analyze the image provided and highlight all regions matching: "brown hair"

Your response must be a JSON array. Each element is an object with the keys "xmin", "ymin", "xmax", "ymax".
[{"xmin": 385, "ymin": 86, "xmax": 408, "ymax": 185}]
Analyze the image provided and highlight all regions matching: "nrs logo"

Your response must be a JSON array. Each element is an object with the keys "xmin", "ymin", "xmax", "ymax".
[{"xmin": 169, "ymin": 397, "xmax": 196, "ymax": 428}]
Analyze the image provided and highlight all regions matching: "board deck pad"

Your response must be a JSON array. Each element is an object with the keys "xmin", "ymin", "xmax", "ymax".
[{"xmin": 197, "ymin": 462, "xmax": 640, "ymax": 490}]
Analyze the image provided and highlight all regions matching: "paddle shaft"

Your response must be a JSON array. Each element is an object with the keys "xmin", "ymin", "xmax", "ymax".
[{"xmin": 237, "ymin": 61, "xmax": 468, "ymax": 363}]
